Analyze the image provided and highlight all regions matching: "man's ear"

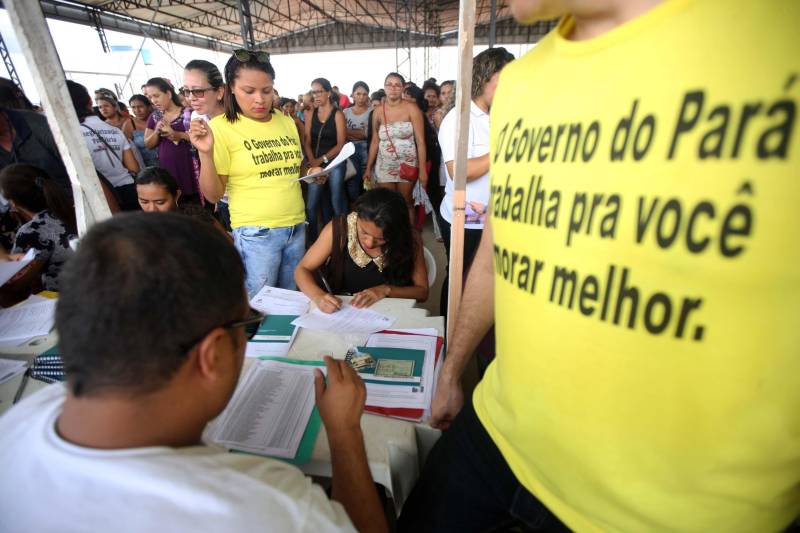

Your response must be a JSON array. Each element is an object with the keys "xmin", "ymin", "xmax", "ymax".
[{"xmin": 193, "ymin": 327, "xmax": 231, "ymax": 383}]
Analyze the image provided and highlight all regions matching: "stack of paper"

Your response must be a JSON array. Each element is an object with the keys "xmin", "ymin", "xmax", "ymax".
[
  {"xmin": 0, "ymin": 249, "xmax": 35, "ymax": 287},
  {"xmin": 292, "ymin": 305, "xmax": 395, "ymax": 334},
  {"xmin": 245, "ymin": 314, "xmax": 300, "ymax": 358},
  {"xmin": 0, "ymin": 298, "xmax": 56, "ymax": 345},
  {"xmin": 204, "ymin": 359, "xmax": 318, "ymax": 459},
  {"xmin": 250, "ymin": 286, "xmax": 311, "ymax": 316},
  {"xmin": 357, "ymin": 328, "xmax": 443, "ymax": 422},
  {"xmin": 0, "ymin": 358, "xmax": 27, "ymax": 385}
]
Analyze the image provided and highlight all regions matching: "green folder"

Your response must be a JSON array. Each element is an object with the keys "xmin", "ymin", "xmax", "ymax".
[{"xmin": 250, "ymin": 315, "xmax": 297, "ymax": 343}]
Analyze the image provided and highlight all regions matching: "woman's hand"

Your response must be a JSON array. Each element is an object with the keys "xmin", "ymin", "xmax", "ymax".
[
  {"xmin": 305, "ymin": 166, "xmax": 328, "ymax": 185},
  {"xmin": 363, "ymin": 169, "xmax": 372, "ymax": 186},
  {"xmin": 189, "ymin": 119, "xmax": 214, "ymax": 154},
  {"xmin": 351, "ymin": 285, "xmax": 390, "ymax": 308},
  {"xmin": 315, "ymin": 293, "xmax": 343, "ymax": 313}
]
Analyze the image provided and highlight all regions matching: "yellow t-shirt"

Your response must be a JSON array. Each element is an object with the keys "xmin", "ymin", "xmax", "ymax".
[
  {"xmin": 210, "ymin": 112, "xmax": 304, "ymax": 228},
  {"xmin": 475, "ymin": 1, "xmax": 800, "ymax": 531}
]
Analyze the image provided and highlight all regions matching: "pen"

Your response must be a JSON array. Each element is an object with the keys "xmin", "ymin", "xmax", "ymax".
[
  {"xmin": 13, "ymin": 369, "xmax": 30, "ymax": 404},
  {"xmin": 319, "ymin": 274, "xmax": 342, "ymax": 311}
]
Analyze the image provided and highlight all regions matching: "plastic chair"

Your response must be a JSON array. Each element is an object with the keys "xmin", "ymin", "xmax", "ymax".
[{"xmin": 423, "ymin": 246, "xmax": 436, "ymax": 288}]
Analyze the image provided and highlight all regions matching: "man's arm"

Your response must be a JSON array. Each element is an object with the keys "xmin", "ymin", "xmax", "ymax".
[
  {"xmin": 315, "ymin": 357, "xmax": 388, "ymax": 533},
  {"xmin": 444, "ymin": 154, "xmax": 489, "ymax": 183},
  {"xmin": 430, "ymin": 218, "xmax": 495, "ymax": 429}
]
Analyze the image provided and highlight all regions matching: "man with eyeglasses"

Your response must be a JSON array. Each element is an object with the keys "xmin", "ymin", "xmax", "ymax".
[{"xmin": 0, "ymin": 213, "xmax": 387, "ymax": 533}]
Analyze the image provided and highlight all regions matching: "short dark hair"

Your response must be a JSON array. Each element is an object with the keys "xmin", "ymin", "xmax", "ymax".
[
  {"xmin": 311, "ymin": 78, "xmax": 336, "ymax": 105},
  {"xmin": 370, "ymin": 89, "xmax": 385, "ymax": 102},
  {"xmin": 422, "ymin": 79, "xmax": 440, "ymax": 96},
  {"xmin": 222, "ymin": 50, "xmax": 276, "ymax": 122},
  {"xmin": 0, "ymin": 163, "xmax": 77, "ymax": 234},
  {"xmin": 145, "ymin": 77, "xmax": 182, "ymax": 107},
  {"xmin": 354, "ymin": 188, "xmax": 416, "ymax": 287},
  {"xmin": 56, "ymin": 213, "xmax": 245, "ymax": 397},
  {"xmin": 472, "ymin": 47, "xmax": 514, "ymax": 98},
  {"xmin": 352, "ymin": 81, "xmax": 369, "ymax": 94},
  {"xmin": 66, "ymin": 80, "xmax": 94, "ymax": 122},
  {"xmin": 184, "ymin": 59, "xmax": 224, "ymax": 89},
  {"xmin": 128, "ymin": 94, "xmax": 151, "ymax": 108},
  {"xmin": 136, "ymin": 166, "xmax": 179, "ymax": 197},
  {"xmin": 385, "ymin": 72, "xmax": 406, "ymax": 85}
]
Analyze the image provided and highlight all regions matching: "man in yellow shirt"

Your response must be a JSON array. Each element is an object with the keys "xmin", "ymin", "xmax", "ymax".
[{"xmin": 402, "ymin": 1, "xmax": 799, "ymax": 531}]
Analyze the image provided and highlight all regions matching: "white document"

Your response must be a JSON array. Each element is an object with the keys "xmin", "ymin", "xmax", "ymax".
[
  {"xmin": 0, "ymin": 299, "xmax": 56, "ymax": 343},
  {"xmin": 0, "ymin": 358, "xmax": 27, "ymax": 384},
  {"xmin": 0, "ymin": 249, "xmax": 35, "ymax": 288},
  {"xmin": 292, "ymin": 305, "xmax": 395, "ymax": 334},
  {"xmin": 250, "ymin": 285, "xmax": 310, "ymax": 316},
  {"xmin": 297, "ymin": 142, "xmax": 356, "ymax": 183},
  {"xmin": 205, "ymin": 360, "xmax": 316, "ymax": 459},
  {"xmin": 245, "ymin": 326, "xmax": 300, "ymax": 358}
]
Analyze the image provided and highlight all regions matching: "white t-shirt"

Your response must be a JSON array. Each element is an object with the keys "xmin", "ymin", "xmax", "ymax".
[
  {"xmin": 0, "ymin": 385, "xmax": 355, "ymax": 533},
  {"xmin": 438, "ymin": 101, "xmax": 490, "ymax": 229},
  {"xmin": 80, "ymin": 115, "xmax": 133, "ymax": 187},
  {"xmin": 343, "ymin": 106, "xmax": 370, "ymax": 135}
]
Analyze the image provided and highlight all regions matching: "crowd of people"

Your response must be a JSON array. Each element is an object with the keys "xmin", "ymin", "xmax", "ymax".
[{"xmin": 0, "ymin": 0, "xmax": 797, "ymax": 531}]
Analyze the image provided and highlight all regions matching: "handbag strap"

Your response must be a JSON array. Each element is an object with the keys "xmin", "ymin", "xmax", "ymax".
[
  {"xmin": 381, "ymin": 105, "xmax": 400, "ymax": 161},
  {"xmin": 81, "ymin": 123, "xmax": 123, "ymax": 164}
]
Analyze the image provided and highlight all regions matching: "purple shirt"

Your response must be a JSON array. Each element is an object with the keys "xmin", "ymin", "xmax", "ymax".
[{"xmin": 147, "ymin": 111, "xmax": 197, "ymax": 195}]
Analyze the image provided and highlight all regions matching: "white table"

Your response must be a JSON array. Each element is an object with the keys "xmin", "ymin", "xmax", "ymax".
[{"xmin": 0, "ymin": 297, "xmax": 443, "ymax": 513}]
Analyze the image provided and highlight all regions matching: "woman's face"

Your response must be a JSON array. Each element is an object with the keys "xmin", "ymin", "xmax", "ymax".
[
  {"xmin": 182, "ymin": 69, "xmax": 223, "ymax": 116},
  {"xmin": 137, "ymin": 183, "xmax": 178, "ymax": 212},
  {"xmin": 282, "ymin": 101, "xmax": 296, "ymax": 116},
  {"xmin": 311, "ymin": 82, "xmax": 330, "ymax": 108},
  {"xmin": 231, "ymin": 67, "xmax": 274, "ymax": 121},
  {"xmin": 97, "ymin": 100, "xmax": 117, "ymax": 120},
  {"xmin": 303, "ymin": 94, "xmax": 314, "ymax": 109},
  {"xmin": 129, "ymin": 99, "xmax": 151, "ymax": 121},
  {"xmin": 146, "ymin": 87, "xmax": 172, "ymax": 111},
  {"xmin": 356, "ymin": 217, "xmax": 387, "ymax": 252},
  {"xmin": 440, "ymin": 84, "xmax": 453, "ymax": 107},
  {"xmin": 352, "ymin": 87, "xmax": 369, "ymax": 107},
  {"xmin": 424, "ymin": 89, "xmax": 440, "ymax": 109},
  {"xmin": 384, "ymin": 76, "xmax": 404, "ymax": 101}
]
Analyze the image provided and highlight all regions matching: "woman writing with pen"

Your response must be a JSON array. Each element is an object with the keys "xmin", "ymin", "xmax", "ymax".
[{"xmin": 294, "ymin": 188, "xmax": 428, "ymax": 313}]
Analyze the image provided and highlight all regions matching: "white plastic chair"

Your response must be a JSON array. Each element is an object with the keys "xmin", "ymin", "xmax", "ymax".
[{"xmin": 423, "ymin": 246, "xmax": 436, "ymax": 288}]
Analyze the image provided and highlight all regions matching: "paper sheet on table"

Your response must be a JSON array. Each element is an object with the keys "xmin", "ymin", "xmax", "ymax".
[
  {"xmin": 0, "ymin": 299, "xmax": 56, "ymax": 343},
  {"xmin": 0, "ymin": 358, "xmax": 26, "ymax": 384},
  {"xmin": 250, "ymin": 285, "xmax": 310, "ymax": 316},
  {"xmin": 0, "ymin": 249, "xmax": 35, "ymax": 287},
  {"xmin": 297, "ymin": 142, "xmax": 355, "ymax": 183},
  {"xmin": 292, "ymin": 305, "xmax": 395, "ymax": 334},
  {"xmin": 204, "ymin": 360, "xmax": 316, "ymax": 459}
]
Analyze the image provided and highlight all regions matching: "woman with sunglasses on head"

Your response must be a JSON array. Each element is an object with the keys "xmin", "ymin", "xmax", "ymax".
[
  {"xmin": 96, "ymin": 91, "xmax": 134, "ymax": 141},
  {"xmin": 303, "ymin": 77, "xmax": 347, "ymax": 244},
  {"xmin": 364, "ymin": 72, "xmax": 427, "ymax": 223},
  {"xmin": 295, "ymin": 188, "xmax": 428, "ymax": 313},
  {"xmin": 143, "ymin": 78, "xmax": 199, "ymax": 204},
  {"xmin": 190, "ymin": 49, "xmax": 311, "ymax": 296},
  {"xmin": 128, "ymin": 95, "xmax": 159, "ymax": 168}
]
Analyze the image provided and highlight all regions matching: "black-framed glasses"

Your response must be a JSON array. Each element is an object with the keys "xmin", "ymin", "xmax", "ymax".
[
  {"xmin": 233, "ymin": 49, "xmax": 271, "ymax": 64},
  {"xmin": 181, "ymin": 307, "xmax": 265, "ymax": 353},
  {"xmin": 179, "ymin": 87, "xmax": 214, "ymax": 98}
]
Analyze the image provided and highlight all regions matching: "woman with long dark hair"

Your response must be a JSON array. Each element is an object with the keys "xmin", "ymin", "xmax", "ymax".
[
  {"xmin": 364, "ymin": 72, "xmax": 427, "ymax": 223},
  {"xmin": 190, "ymin": 50, "xmax": 309, "ymax": 295},
  {"xmin": 303, "ymin": 77, "xmax": 347, "ymax": 243},
  {"xmin": 0, "ymin": 163, "xmax": 76, "ymax": 301},
  {"xmin": 128, "ymin": 94, "xmax": 159, "ymax": 167},
  {"xmin": 67, "ymin": 80, "xmax": 140, "ymax": 211},
  {"xmin": 295, "ymin": 187, "xmax": 428, "ymax": 313},
  {"xmin": 136, "ymin": 167, "xmax": 181, "ymax": 213},
  {"xmin": 143, "ymin": 78, "xmax": 198, "ymax": 202}
]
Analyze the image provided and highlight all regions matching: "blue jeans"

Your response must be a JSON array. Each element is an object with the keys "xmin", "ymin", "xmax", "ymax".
[
  {"xmin": 232, "ymin": 222, "xmax": 305, "ymax": 296},
  {"xmin": 306, "ymin": 163, "xmax": 347, "ymax": 243},
  {"xmin": 346, "ymin": 141, "xmax": 368, "ymax": 203}
]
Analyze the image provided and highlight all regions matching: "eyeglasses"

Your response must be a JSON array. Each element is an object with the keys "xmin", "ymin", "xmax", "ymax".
[
  {"xmin": 233, "ymin": 49, "xmax": 271, "ymax": 64},
  {"xmin": 181, "ymin": 307, "xmax": 265, "ymax": 353},
  {"xmin": 311, "ymin": 90, "xmax": 328, "ymax": 95},
  {"xmin": 179, "ymin": 87, "xmax": 214, "ymax": 98}
]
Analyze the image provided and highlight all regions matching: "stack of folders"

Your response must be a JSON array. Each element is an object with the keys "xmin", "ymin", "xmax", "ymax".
[
  {"xmin": 204, "ymin": 358, "xmax": 323, "ymax": 464},
  {"xmin": 245, "ymin": 314, "xmax": 300, "ymax": 358},
  {"xmin": 347, "ymin": 329, "xmax": 443, "ymax": 422}
]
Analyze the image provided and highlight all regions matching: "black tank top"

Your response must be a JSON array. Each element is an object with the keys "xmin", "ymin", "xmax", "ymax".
[
  {"xmin": 311, "ymin": 108, "xmax": 338, "ymax": 158},
  {"xmin": 326, "ymin": 214, "xmax": 387, "ymax": 294}
]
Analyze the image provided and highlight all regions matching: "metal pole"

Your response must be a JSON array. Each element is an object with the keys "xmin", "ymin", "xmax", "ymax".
[
  {"xmin": 489, "ymin": 0, "xmax": 497, "ymax": 48},
  {"xmin": 238, "ymin": 0, "xmax": 255, "ymax": 48},
  {"xmin": 4, "ymin": 0, "xmax": 112, "ymax": 235},
  {"xmin": 446, "ymin": 0, "xmax": 476, "ymax": 341}
]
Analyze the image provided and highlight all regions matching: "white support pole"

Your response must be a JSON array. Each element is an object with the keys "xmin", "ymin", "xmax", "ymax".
[
  {"xmin": 5, "ymin": 0, "xmax": 112, "ymax": 236},
  {"xmin": 446, "ymin": 0, "xmax": 476, "ymax": 341}
]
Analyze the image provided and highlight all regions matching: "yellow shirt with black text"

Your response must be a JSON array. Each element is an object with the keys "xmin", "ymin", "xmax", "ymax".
[
  {"xmin": 210, "ymin": 112, "xmax": 304, "ymax": 229},
  {"xmin": 474, "ymin": 1, "xmax": 800, "ymax": 531}
]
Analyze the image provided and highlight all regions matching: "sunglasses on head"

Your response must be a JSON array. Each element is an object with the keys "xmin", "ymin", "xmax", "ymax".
[
  {"xmin": 179, "ymin": 87, "xmax": 214, "ymax": 98},
  {"xmin": 233, "ymin": 49, "xmax": 271, "ymax": 64}
]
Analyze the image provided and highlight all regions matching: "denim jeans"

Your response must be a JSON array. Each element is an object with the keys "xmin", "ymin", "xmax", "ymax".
[
  {"xmin": 398, "ymin": 401, "xmax": 570, "ymax": 532},
  {"xmin": 346, "ymin": 141, "xmax": 368, "ymax": 203},
  {"xmin": 306, "ymin": 163, "xmax": 347, "ymax": 243},
  {"xmin": 232, "ymin": 222, "xmax": 305, "ymax": 296}
]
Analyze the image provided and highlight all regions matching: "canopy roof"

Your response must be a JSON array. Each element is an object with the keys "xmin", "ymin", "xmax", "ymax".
[{"xmin": 35, "ymin": 0, "xmax": 557, "ymax": 53}]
